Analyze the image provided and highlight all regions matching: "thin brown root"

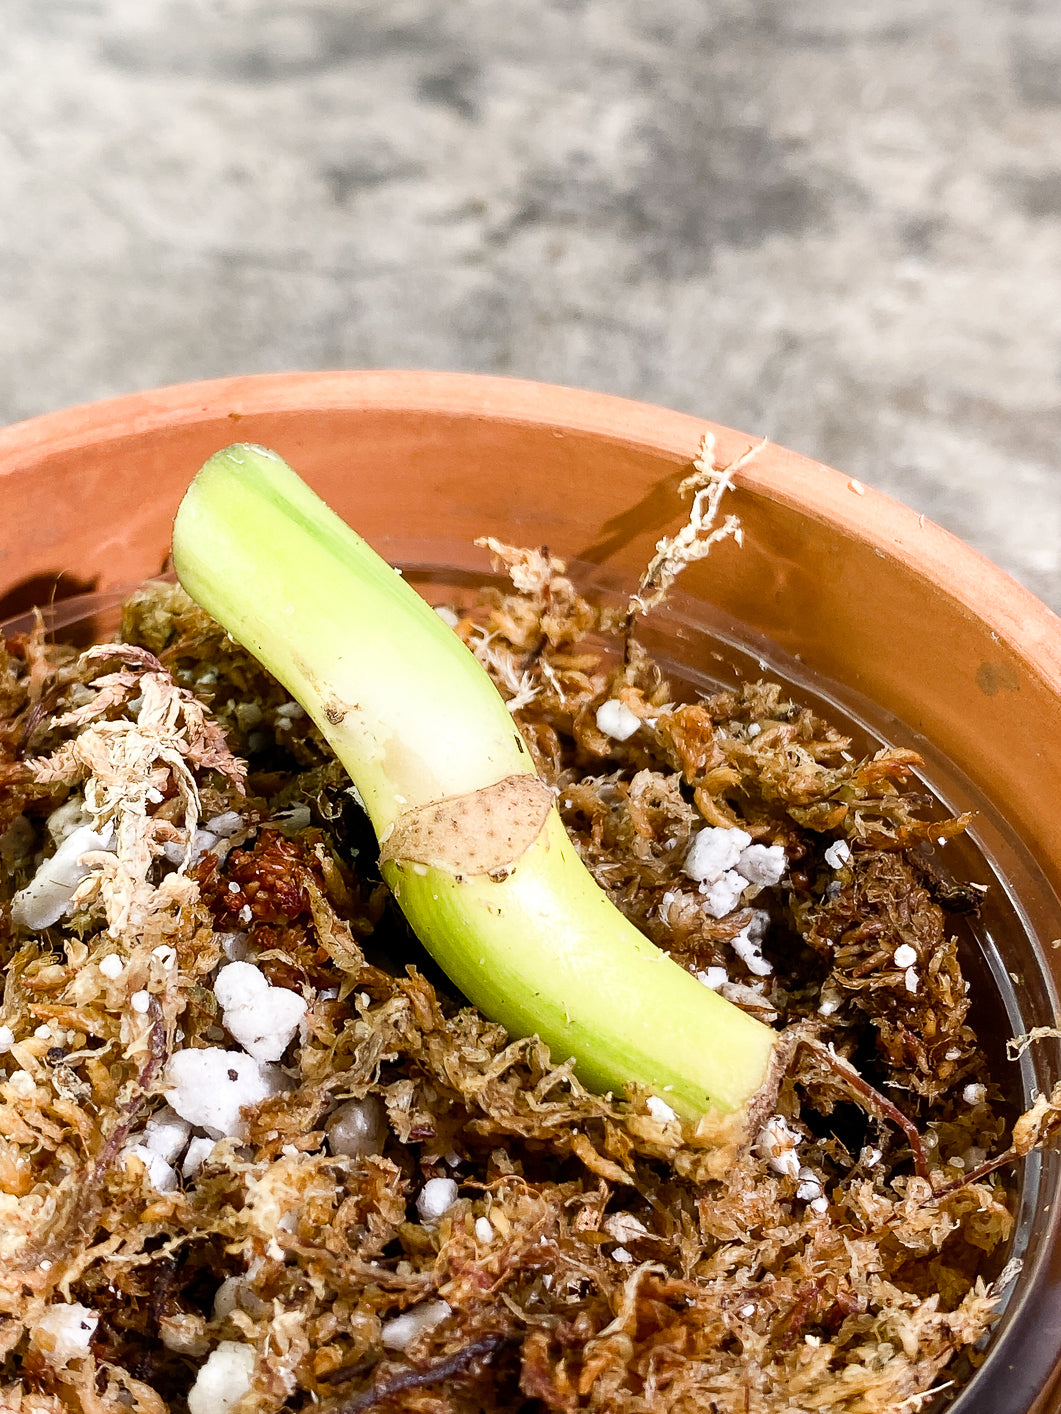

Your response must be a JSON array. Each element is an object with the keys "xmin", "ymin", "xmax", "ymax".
[
  {"xmin": 797, "ymin": 1034, "xmax": 931, "ymax": 1179},
  {"xmin": 929, "ymin": 1147, "xmax": 1023, "ymax": 1200},
  {"xmin": 930, "ymin": 1077, "xmax": 1061, "ymax": 1200},
  {"xmin": 329, "ymin": 1332, "xmax": 515, "ymax": 1412}
]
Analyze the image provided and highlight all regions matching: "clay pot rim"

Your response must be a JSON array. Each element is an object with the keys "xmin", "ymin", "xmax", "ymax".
[{"xmin": 3, "ymin": 369, "xmax": 1059, "ymax": 692}]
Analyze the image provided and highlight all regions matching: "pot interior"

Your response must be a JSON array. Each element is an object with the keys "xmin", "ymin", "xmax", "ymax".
[{"xmin": 8, "ymin": 544, "xmax": 1061, "ymax": 1413}]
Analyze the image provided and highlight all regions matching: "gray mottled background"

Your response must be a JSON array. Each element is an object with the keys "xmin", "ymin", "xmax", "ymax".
[{"xmin": 2, "ymin": 0, "xmax": 1059, "ymax": 610}]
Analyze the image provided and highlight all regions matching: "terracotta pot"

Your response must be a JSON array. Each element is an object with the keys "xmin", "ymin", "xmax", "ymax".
[{"xmin": 1, "ymin": 371, "xmax": 1060, "ymax": 1410}]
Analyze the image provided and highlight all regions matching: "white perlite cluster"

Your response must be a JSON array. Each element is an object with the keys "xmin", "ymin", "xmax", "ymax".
[
  {"xmin": 683, "ymin": 825, "xmax": 787, "ymax": 914},
  {"xmin": 756, "ymin": 1115, "xmax": 829, "ymax": 1214},
  {"xmin": 893, "ymin": 942, "xmax": 920, "ymax": 995},
  {"xmin": 122, "ymin": 1107, "xmax": 191, "ymax": 1192},
  {"xmin": 213, "ymin": 960, "xmax": 307, "ymax": 1062},
  {"xmin": 117, "ymin": 957, "xmax": 308, "ymax": 1193},
  {"xmin": 677, "ymin": 825, "xmax": 787, "ymax": 976}
]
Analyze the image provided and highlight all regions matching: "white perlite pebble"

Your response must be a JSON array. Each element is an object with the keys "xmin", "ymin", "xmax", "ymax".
[
  {"xmin": 700, "ymin": 870, "xmax": 748, "ymax": 919},
  {"xmin": 893, "ymin": 944, "xmax": 918, "ymax": 969},
  {"xmin": 731, "ymin": 910, "xmax": 772, "ymax": 977},
  {"xmin": 756, "ymin": 1115, "xmax": 801, "ymax": 1180},
  {"xmin": 0, "ymin": 1025, "xmax": 13, "ymax": 1053},
  {"xmin": 683, "ymin": 826, "xmax": 752, "ymax": 884},
  {"xmin": 736, "ymin": 843, "xmax": 787, "ymax": 888},
  {"xmin": 696, "ymin": 966, "xmax": 729, "ymax": 991},
  {"xmin": 381, "ymin": 1300, "xmax": 451, "ymax": 1352},
  {"xmin": 963, "ymin": 1083, "xmax": 987, "ymax": 1105},
  {"xmin": 142, "ymin": 1108, "xmax": 192, "ymax": 1163},
  {"xmin": 213, "ymin": 961, "xmax": 307, "ymax": 1063},
  {"xmin": 795, "ymin": 1166, "xmax": 823, "ymax": 1203},
  {"xmin": 33, "ymin": 1303, "xmax": 98, "ymax": 1364},
  {"xmin": 99, "ymin": 953, "xmax": 124, "ymax": 979},
  {"xmin": 163, "ymin": 828, "xmax": 219, "ymax": 866},
  {"xmin": 131, "ymin": 991, "xmax": 152, "ymax": 1014},
  {"xmin": 416, "ymin": 1176, "xmax": 459, "ymax": 1223},
  {"xmin": 123, "ymin": 1144, "xmax": 178, "ymax": 1192},
  {"xmin": 119, "ymin": 1111, "xmax": 189, "ymax": 1190},
  {"xmin": 11, "ymin": 823, "xmax": 115, "ymax": 931},
  {"xmin": 47, "ymin": 797, "xmax": 91, "ymax": 843},
  {"xmin": 212, "ymin": 1276, "xmax": 245, "ymax": 1321},
  {"xmin": 602, "ymin": 1212, "xmax": 649, "ymax": 1244},
  {"xmin": 658, "ymin": 889, "xmax": 681, "ymax": 921},
  {"xmin": 276, "ymin": 803, "xmax": 312, "ymax": 833},
  {"xmin": 595, "ymin": 699, "xmax": 641, "ymax": 741},
  {"xmin": 187, "ymin": 1341, "xmax": 256, "ymax": 1414},
  {"xmin": 165, "ymin": 1047, "xmax": 285, "ymax": 1139},
  {"xmin": 645, "ymin": 1096, "xmax": 678, "ymax": 1124},
  {"xmin": 182, "ymin": 1136, "xmax": 217, "ymax": 1179},
  {"xmin": 611, "ymin": 1245, "xmax": 634, "ymax": 1263},
  {"xmin": 474, "ymin": 1216, "xmax": 494, "ymax": 1243},
  {"xmin": 823, "ymin": 839, "xmax": 851, "ymax": 870},
  {"xmin": 326, "ymin": 1096, "xmax": 388, "ymax": 1159},
  {"xmin": 220, "ymin": 931, "xmax": 251, "ymax": 961}
]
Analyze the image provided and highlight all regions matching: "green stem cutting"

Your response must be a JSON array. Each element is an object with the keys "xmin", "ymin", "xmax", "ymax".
[{"xmin": 172, "ymin": 443, "xmax": 778, "ymax": 1123}]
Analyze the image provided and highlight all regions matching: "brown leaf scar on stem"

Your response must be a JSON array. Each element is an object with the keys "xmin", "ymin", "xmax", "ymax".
[{"xmin": 379, "ymin": 774, "xmax": 553, "ymax": 877}]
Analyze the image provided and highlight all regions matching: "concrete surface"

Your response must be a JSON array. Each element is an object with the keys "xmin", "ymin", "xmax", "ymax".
[{"xmin": 2, "ymin": 0, "xmax": 1058, "ymax": 610}]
